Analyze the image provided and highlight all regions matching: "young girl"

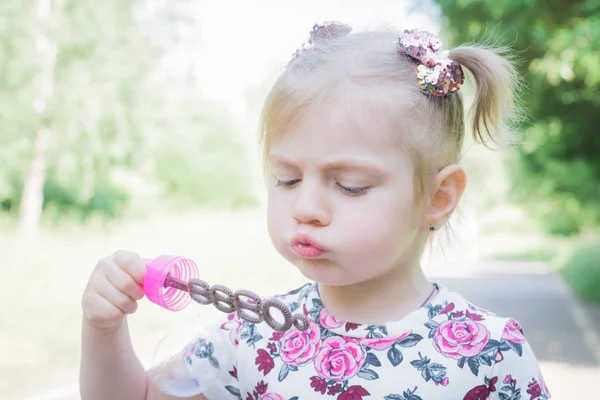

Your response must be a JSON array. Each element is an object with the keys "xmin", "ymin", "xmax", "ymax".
[{"xmin": 80, "ymin": 23, "xmax": 551, "ymax": 400}]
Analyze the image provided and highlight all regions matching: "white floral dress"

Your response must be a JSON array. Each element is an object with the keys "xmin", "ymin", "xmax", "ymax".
[{"xmin": 160, "ymin": 282, "xmax": 551, "ymax": 400}]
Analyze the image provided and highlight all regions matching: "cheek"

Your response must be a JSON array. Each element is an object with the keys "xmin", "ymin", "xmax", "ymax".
[
  {"xmin": 338, "ymin": 190, "xmax": 417, "ymax": 253},
  {"xmin": 266, "ymin": 189, "xmax": 289, "ymax": 245}
]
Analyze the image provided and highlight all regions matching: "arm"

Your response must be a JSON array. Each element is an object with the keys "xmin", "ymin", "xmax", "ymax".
[
  {"xmin": 147, "ymin": 383, "xmax": 208, "ymax": 400},
  {"xmin": 80, "ymin": 318, "xmax": 208, "ymax": 400},
  {"xmin": 80, "ymin": 318, "xmax": 148, "ymax": 400},
  {"xmin": 79, "ymin": 251, "xmax": 209, "ymax": 400}
]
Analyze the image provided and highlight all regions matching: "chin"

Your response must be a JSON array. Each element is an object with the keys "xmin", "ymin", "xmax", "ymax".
[{"xmin": 292, "ymin": 258, "xmax": 357, "ymax": 287}]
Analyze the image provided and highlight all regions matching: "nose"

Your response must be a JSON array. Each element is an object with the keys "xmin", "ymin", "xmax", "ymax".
[{"xmin": 292, "ymin": 181, "xmax": 331, "ymax": 226}]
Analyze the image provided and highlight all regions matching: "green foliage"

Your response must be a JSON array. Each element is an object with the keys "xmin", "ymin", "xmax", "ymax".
[
  {"xmin": 0, "ymin": 0, "xmax": 256, "ymax": 223},
  {"xmin": 432, "ymin": 0, "xmax": 600, "ymax": 235},
  {"xmin": 560, "ymin": 233, "xmax": 600, "ymax": 303}
]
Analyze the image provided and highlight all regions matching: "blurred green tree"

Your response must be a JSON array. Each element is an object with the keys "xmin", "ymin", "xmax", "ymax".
[
  {"xmin": 0, "ymin": 0, "xmax": 255, "ymax": 238},
  {"xmin": 432, "ymin": 0, "xmax": 600, "ymax": 235}
]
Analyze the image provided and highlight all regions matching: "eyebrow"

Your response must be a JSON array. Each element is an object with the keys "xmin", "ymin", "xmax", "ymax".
[{"xmin": 268, "ymin": 155, "xmax": 387, "ymax": 174}]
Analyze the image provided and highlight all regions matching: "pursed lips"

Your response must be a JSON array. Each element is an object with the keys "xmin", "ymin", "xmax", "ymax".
[{"xmin": 290, "ymin": 233, "xmax": 327, "ymax": 258}]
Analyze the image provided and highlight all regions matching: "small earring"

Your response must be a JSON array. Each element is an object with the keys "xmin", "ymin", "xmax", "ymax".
[{"xmin": 429, "ymin": 225, "xmax": 435, "ymax": 232}]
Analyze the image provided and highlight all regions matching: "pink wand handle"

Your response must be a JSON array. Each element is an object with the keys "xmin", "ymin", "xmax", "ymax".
[{"xmin": 143, "ymin": 255, "xmax": 199, "ymax": 311}]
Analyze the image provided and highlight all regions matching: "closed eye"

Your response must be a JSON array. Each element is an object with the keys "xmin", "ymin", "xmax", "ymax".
[
  {"xmin": 275, "ymin": 179, "xmax": 370, "ymax": 196},
  {"xmin": 337, "ymin": 183, "xmax": 370, "ymax": 196},
  {"xmin": 275, "ymin": 179, "xmax": 301, "ymax": 187}
]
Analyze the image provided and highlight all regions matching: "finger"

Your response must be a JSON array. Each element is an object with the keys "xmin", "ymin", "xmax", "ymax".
[
  {"xmin": 113, "ymin": 250, "xmax": 146, "ymax": 285},
  {"xmin": 83, "ymin": 291, "xmax": 124, "ymax": 325},
  {"xmin": 105, "ymin": 263, "xmax": 145, "ymax": 301},
  {"xmin": 97, "ymin": 276, "xmax": 139, "ymax": 315}
]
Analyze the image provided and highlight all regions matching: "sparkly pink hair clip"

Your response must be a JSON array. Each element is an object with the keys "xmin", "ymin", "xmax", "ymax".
[
  {"xmin": 396, "ymin": 29, "xmax": 465, "ymax": 97},
  {"xmin": 289, "ymin": 21, "xmax": 352, "ymax": 63}
]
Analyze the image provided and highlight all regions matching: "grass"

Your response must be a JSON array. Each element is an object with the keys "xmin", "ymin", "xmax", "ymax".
[
  {"xmin": 478, "ymin": 232, "xmax": 571, "ymax": 263},
  {"xmin": 472, "ymin": 203, "xmax": 573, "ymax": 263},
  {"xmin": 558, "ymin": 233, "xmax": 600, "ymax": 304}
]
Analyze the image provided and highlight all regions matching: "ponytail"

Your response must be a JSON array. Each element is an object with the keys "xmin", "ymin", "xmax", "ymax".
[{"xmin": 450, "ymin": 45, "xmax": 522, "ymax": 147}]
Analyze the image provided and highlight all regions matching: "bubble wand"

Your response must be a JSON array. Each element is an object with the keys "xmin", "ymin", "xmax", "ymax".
[{"xmin": 143, "ymin": 255, "xmax": 310, "ymax": 332}]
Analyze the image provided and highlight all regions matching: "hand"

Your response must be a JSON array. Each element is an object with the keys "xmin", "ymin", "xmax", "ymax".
[{"xmin": 82, "ymin": 250, "xmax": 146, "ymax": 332}]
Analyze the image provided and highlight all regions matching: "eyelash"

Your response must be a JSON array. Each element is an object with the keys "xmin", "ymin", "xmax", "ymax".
[{"xmin": 275, "ymin": 179, "xmax": 370, "ymax": 196}]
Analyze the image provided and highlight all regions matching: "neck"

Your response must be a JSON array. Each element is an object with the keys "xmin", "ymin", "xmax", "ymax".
[{"xmin": 317, "ymin": 260, "xmax": 432, "ymax": 326}]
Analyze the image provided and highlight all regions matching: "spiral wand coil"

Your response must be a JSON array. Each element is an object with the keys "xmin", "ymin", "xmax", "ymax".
[{"xmin": 144, "ymin": 255, "xmax": 310, "ymax": 332}]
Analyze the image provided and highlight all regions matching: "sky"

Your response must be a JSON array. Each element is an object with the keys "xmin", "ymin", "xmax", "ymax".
[{"xmin": 175, "ymin": 0, "xmax": 441, "ymax": 123}]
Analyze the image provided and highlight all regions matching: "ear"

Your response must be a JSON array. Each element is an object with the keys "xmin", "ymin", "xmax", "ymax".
[{"xmin": 427, "ymin": 165, "xmax": 467, "ymax": 228}]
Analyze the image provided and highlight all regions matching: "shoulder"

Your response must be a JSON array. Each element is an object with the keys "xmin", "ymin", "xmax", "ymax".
[
  {"xmin": 433, "ymin": 286, "xmax": 551, "ymax": 398},
  {"xmin": 433, "ymin": 285, "xmax": 525, "ymax": 340},
  {"xmin": 427, "ymin": 286, "xmax": 536, "ymax": 371}
]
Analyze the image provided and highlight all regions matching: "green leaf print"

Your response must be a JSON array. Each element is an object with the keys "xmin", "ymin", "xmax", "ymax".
[{"xmin": 387, "ymin": 345, "xmax": 404, "ymax": 367}]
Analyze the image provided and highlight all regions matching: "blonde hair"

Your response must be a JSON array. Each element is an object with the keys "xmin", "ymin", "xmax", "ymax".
[{"xmin": 259, "ymin": 27, "xmax": 521, "ymax": 214}]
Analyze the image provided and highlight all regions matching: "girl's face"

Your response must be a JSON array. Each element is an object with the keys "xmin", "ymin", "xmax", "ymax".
[{"xmin": 266, "ymin": 102, "xmax": 424, "ymax": 287}]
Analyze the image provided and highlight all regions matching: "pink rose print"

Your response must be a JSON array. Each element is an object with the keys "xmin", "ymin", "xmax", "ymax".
[
  {"xmin": 360, "ymin": 331, "xmax": 411, "ymax": 351},
  {"xmin": 433, "ymin": 320, "xmax": 490, "ymax": 359},
  {"xmin": 255, "ymin": 349, "xmax": 275, "ymax": 375},
  {"xmin": 280, "ymin": 319, "xmax": 322, "ymax": 367},
  {"xmin": 338, "ymin": 385, "xmax": 370, "ymax": 400},
  {"xmin": 314, "ymin": 336, "xmax": 366, "ymax": 382},
  {"xmin": 221, "ymin": 313, "xmax": 243, "ymax": 346},
  {"xmin": 503, "ymin": 374, "xmax": 514, "ymax": 384},
  {"xmin": 502, "ymin": 318, "xmax": 526, "ymax": 344},
  {"xmin": 319, "ymin": 308, "xmax": 345, "ymax": 329},
  {"xmin": 261, "ymin": 394, "xmax": 285, "ymax": 400}
]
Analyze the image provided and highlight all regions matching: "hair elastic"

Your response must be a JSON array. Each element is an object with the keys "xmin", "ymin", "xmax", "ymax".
[
  {"xmin": 289, "ymin": 21, "xmax": 352, "ymax": 63},
  {"xmin": 396, "ymin": 29, "xmax": 464, "ymax": 97}
]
